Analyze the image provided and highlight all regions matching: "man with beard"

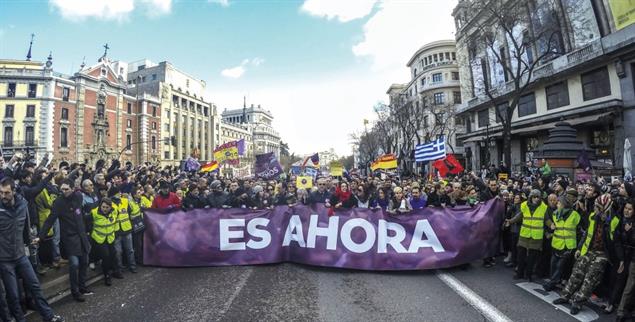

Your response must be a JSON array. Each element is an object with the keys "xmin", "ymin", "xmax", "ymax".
[
  {"xmin": 38, "ymin": 179, "xmax": 92, "ymax": 302},
  {"xmin": 0, "ymin": 177, "xmax": 64, "ymax": 322},
  {"xmin": 206, "ymin": 180, "xmax": 228, "ymax": 208},
  {"xmin": 151, "ymin": 181, "xmax": 181, "ymax": 209}
]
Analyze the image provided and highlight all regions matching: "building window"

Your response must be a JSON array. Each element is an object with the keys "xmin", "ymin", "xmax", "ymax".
[
  {"xmin": 152, "ymin": 122, "xmax": 157, "ymax": 130},
  {"xmin": 414, "ymin": 68, "xmax": 417, "ymax": 77},
  {"xmin": 152, "ymin": 106, "xmax": 157, "ymax": 117},
  {"xmin": 127, "ymin": 119, "xmax": 132, "ymax": 128},
  {"xmin": 60, "ymin": 128, "xmax": 68, "ymax": 147},
  {"xmin": 127, "ymin": 103, "xmax": 132, "ymax": 114},
  {"xmin": 517, "ymin": 93, "xmax": 536, "ymax": 117},
  {"xmin": 164, "ymin": 151, "xmax": 170, "ymax": 159},
  {"xmin": 432, "ymin": 73, "xmax": 442, "ymax": 83},
  {"xmin": 141, "ymin": 76, "xmax": 146, "ymax": 82},
  {"xmin": 523, "ymin": 30, "xmax": 534, "ymax": 65},
  {"xmin": 101, "ymin": 68, "xmax": 106, "ymax": 76},
  {"xmin": 496, "ymin": 103, "xmax": 508, "ymax": 123},
  {"xmin": 436, "ymin": 112, "xmax": 445, "ymax": 125},
  {"xmin": 151, "ymin": 136, "xmax": 156, "ymax": 150},
  {"xmin": 28, "ymin": 83, "xmax": 37, "ymax": 98},
  {"xmin": 5, "ymin": 105, "xmax": 14, "ymax": 118},
  {"xmin": 582, "ymin": 67, "xmax": 610, "ymax": 101},
  {"xmin": 546, "ymin": 81, "xmax": 570, "ymax": 109},
  {"xmin": 478, "ymin": 109, "xmax": 490, "ymax": 127},
  {"xmin": 26, "ymin": 105, "xmax": 35, "ymax": 118},
  {"xmin": 25, "ymin": 126, "xmax": 34, "ymax": 146},
  {"xmin": 499, "ymin": 47, "xmax": 509, "ymax": 82},
  {"xmin": 433, "ymin": 92, "xmax": 445, "ymax": 105},
  {"xmin": 453, "ymin": 91, "xmax": 462, "ymax": 104},
  {"xmin": 451, "ymin": 52, "xmax": 456, "ymax": 60},
  {"xmin": 61, "ymin": 108, "xmax": 69, "ymax": 120},
  {"xmin": 164, "ymin": 137, "xmax": 170, "ymax": 145},
  {"xmin": 445, "ymin": 52, "xmax": 450, "ymax": 60},
  {"xmin": 480, "ymin": 58, "xmax": 490, "ymax": 91},
  {"xmin": 7, "ymin": 83, "xmax": 16, "ymax": 97},
  {"xmin": 452, "ymin": 72, "xmax": 459, "ymax": 80},
  {"xmin": 3, "ymin": 127, "xmax": 13, "ymax": 146},
  {"xmin": 152, "ymin": 74, "xmax": 157, "ymax": 81},
  {"xmin": 62, "ymin": 87, "xmax": 70, "ymax": 101},
  {"xmin": 126, "ymin": 134, "xmax": 132, "ymax": 149},
  {"xmin": 421, "ymin": 77, "xmax": 426, "ymax": 86},
  {"xmin": 164, "ymin": 123, "xmax": 170, "ymax": 131},
  {"xmin": 433, "ymin": 54, "xmax": 438, "ymax": 62}
]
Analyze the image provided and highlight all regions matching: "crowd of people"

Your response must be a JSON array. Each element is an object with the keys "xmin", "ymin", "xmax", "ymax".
[{"xmin": 0, "ymin": 152, "xmax": 634, "ymax": 321}]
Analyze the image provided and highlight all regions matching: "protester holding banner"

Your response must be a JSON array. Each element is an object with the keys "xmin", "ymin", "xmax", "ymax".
[
  {"xmin": 387, "ymin": 186, "xmax": 412, "ymax": 215},
  {"xmin": 328, "ymin": 182, "xmax": 355, "ymax": 216}
]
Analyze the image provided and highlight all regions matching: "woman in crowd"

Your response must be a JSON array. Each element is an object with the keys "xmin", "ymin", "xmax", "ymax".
[{"xmin": 387, "ymin": 186, "xmax": 412, "ymax": 215}]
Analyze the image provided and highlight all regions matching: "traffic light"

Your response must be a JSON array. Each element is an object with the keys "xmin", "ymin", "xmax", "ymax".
[{"xmin": 170, "ymin": 136, "xmax": 177, "ymax": 147}]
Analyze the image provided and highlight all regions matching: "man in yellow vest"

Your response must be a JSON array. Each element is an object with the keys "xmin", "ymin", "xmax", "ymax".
[
  {"xmin": 543, "ymin": 188, "xmax": 581, "ymax": 292},
  {"xmin": 553, "ymin": 193, "xmax": 623, "ymax": 315},
  {"xmin": 89, "ymin": 198, "xmax": 118, "ymax": 286},
  {"xmin": 110, "ymin": 187, "xmax": 136, "ymax": 275},
  {"xmin": 506, "ymin": 189, "xmax": 548, "ymax": 281}
]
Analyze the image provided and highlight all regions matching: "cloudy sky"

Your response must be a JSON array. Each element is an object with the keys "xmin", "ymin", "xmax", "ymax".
[{"xmin": 0, "ymin": 0, "xmax": 457, "ymax": 157}]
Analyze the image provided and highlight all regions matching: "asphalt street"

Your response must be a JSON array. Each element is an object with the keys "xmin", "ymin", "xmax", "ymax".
[{"xmin": 27, "ymin": 261, "xmax": 621, "ymax": 322}]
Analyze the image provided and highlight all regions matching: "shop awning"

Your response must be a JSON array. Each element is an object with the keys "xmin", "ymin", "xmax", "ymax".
[{"xmin": 512, "ymin": 112, "xmax": 612, "ymax": 135}]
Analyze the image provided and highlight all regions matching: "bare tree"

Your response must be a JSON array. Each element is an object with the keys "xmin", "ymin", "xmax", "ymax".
[
  {"xmin": 350, "ymin": 128, "xmax": 382, "ymax": 172},
  {"xmin": 462, "ymin": 0, "xmax": 564, "ymax": 168},
  {"xmin": 373, "ymin": 102, "xmax": 398, "ymax": 155},
  {"xmin": 425, "ymin": 95, "xmax": 460, "ymax": 153}
]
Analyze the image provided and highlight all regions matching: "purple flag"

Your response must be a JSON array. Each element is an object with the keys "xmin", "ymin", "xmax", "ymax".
[
  {"xmin": 254, "ymin": 152, "xmax": 283, "ymax": 180},
  {"xmin": 237, "ymin": 139, "xmax": 245, "ymax": 156},
  {"xmin": 143, "ymin": 199, "xmax": 504, "ymax": 270}
]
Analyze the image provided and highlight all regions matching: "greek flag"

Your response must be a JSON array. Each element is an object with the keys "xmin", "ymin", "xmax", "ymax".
[{"xmin": 415, "ymin": 136, "xmax": 446, "ymax": 162}]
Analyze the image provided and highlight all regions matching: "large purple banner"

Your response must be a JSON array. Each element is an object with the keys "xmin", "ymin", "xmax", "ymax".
[{"xmin": 144, "ymin": 199, "xmax": 504, "ymax": 270}]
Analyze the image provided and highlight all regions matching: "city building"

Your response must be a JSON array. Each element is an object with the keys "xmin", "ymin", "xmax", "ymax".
[
  {"xmin": 221, "ymin": 99, "xmax": 281, "ymax": 158},
  {"xmin": 384, "ymin": 40, "xmax": 465, "ymax": 170},
  {"xmin": 453, "ymin": 0, "xmax": 635, "ymax": 173},
  {"xmin": 1, "ymin": 48, "xmax": 163, "ymax": 165},
  {"xmin": 127, "ymin": 60, "xmax": 218, "ymax": 165},
  {"xmin": 0, "ymin": 57, "xmax": 55, "ymax": 162}
]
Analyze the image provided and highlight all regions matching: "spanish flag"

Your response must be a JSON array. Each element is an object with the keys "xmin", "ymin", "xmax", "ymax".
[
  {"xmin": 370, "ymin": 154, "xmax": 397, "ymax": 171},
  {"xmin": 200, "ymin": 161, "xmax": 219, "ymax": 173}
]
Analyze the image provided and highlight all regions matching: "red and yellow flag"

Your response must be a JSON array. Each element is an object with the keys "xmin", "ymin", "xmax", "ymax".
[
  {"xmin": 370, "ymin": 154, "xmax": 397, "ymax": 171},
  {"xmin": 200, "ymin": 161, "xmax": 219, "ymax": 173}
]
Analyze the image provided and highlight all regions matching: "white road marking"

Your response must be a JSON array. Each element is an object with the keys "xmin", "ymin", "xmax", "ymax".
[
  {"xmin": 516, "ymin": 282, "xmax": 599, "ymax": 322},
  {"xmin": 436, "ymin": 271, "xmax": 513, "ymax": 322},
  {"xmin": 216, "ymin": 267, "xmax": 253, "ymax": 319}
]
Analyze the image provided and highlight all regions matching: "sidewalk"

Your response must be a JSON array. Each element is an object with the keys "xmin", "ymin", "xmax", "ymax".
[{"xmin": 37, "ymin": 263, "xmax": 102, "ymax": 301}]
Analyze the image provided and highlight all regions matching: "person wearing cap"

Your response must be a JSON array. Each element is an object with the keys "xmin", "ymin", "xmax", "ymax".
[
  {"xmin": 505, "ymin": 189, "xmax": 548, "ymax": 281},
  {"xmin": 206, "ymin": 180, "xmax": 227, "ymax": 208},
  {"xmin": 553, "ymin": 193, "xmax": 622, "ymax": 315},
  {"xmin": 151, "ymin": 181, "xmax": 181, "ymax": 209},
  {"xmin": 543, "ymin": 188, "xmax": 582, "ymax": 292}
]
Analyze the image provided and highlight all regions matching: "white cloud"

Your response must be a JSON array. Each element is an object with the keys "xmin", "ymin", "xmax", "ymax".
[
  {"xmin": 300, "ymin": 0, "xmax": 377, "ymax": 22},
  {"xmin": 140, "ymin": 0, "xmax": 172, "ymax": 16},
  {"xmin": 208, "ymin": 0, "xmax": 229, "ymax": 7},
  {"xmin": 208, "ymin": 0, "xmax": 459, "ymax": 156},
  {"xmin": 352, "ymin": 0, "xmax": 458, "ymax": 72},
  {"xmin": 220, "ymin": 58, "xmax": 264, "ymax": 79},
  {"xmin": 209, "ymin": 67, "xmax": 401, "ymax": 156},
  {"xmin": 221, "ymin": 65, "xmax": 246, "ymax": 79},
  {"xmin": 49, "ymin": 0, "xmax": 172, "ymax": 21}
]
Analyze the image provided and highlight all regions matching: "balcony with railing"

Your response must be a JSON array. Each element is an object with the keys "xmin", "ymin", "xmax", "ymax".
[{"xmin": 1, "ymin": 140, "xmax": 40, "ymax": 148}]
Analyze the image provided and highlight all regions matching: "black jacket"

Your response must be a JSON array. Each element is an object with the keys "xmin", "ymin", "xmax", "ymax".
[
  {"xmin": 182, "ymin": 193, "xmax": 206, "ymax": 210},
  {"xmin": 206, "ymin": 191, "xmax": 228, "ymax": 209},
  {"xmin": 0, "ymin": 194, "xmax": 30, "ymax": 261},
  {"xmin": 309, "ymin": 190, "xmax": 332, "ymax": 204},
  {"xmin": 40, "ymin": 192, "xmax": 91, "ymax": 257}
]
